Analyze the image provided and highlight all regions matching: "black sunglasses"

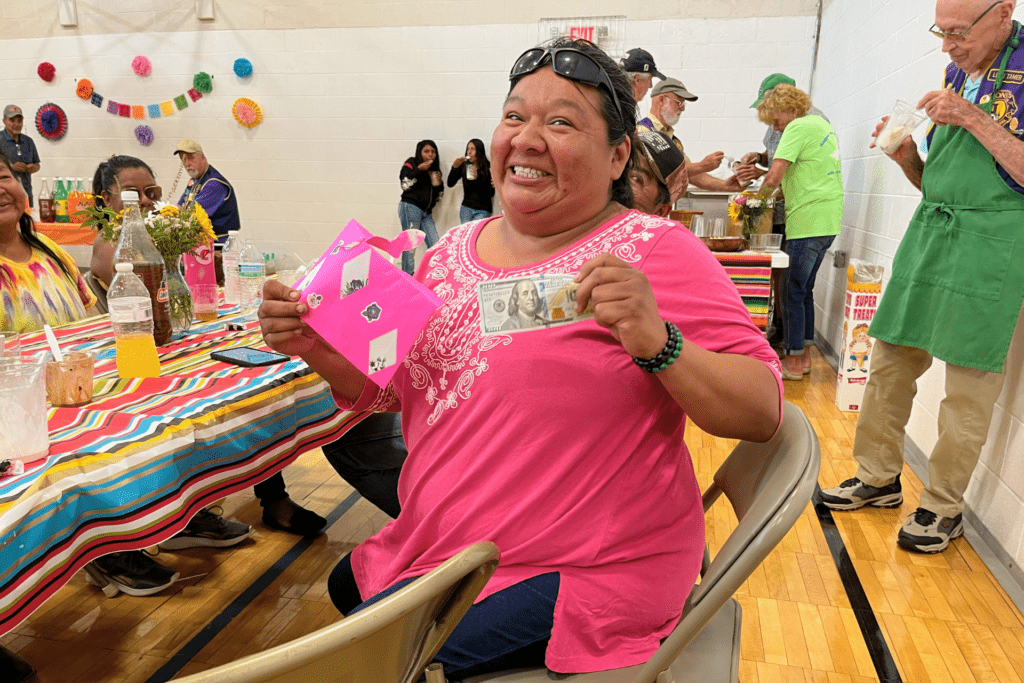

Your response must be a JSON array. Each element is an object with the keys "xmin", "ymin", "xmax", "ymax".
[{"xmin": 509, "ymin": 47, "xmax": 627, "ymax": 132}]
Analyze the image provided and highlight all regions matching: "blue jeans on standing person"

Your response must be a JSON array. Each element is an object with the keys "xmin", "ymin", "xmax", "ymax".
[
  {"xmin": 784, "ymin": 234, "xmax": 835, "ymax": 355},
  {"xmin": 460, "ymin": 205, "xmax": 492, "ymax": 224},
  {"xmin": 329, "ymin": 553, "xmax": 559, "ymax": 679},
  {"xmin": 399, "ymin": 201, "xmax": 439, "ymax": 275}
]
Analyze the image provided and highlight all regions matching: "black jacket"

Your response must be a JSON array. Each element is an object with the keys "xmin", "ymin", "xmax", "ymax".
[
  {"xmin": 400, "ymin": 157, "xmax": 442, "ymax": 214},
  {"xmin": 447, "ymin": 162, "xmax": 495, "ymax": 212}
]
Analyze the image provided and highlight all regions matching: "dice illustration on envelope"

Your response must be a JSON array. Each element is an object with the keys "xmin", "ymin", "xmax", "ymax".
[{"xmin": 295, "ymin": 220, "xmax": 443, "ymax": 388}]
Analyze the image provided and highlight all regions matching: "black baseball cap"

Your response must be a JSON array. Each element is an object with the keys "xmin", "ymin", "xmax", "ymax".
[
  {"xmin": 636, "ymin": 130, "xmax": 685, "ymax": 186},
  {"xmin": 619, "ymin": 48, "xmax": 666, "ymax": 80}
]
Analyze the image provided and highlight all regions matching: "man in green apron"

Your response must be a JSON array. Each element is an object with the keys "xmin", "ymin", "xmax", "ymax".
[{"xmin": 821, "ymin": 0, "xmax": 1024, "ymax": 553}]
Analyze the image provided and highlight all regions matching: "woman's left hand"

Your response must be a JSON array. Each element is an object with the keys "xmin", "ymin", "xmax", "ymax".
[{"xmin": 574, "ymin": 254, "xmax": 668, "ymax": 359}]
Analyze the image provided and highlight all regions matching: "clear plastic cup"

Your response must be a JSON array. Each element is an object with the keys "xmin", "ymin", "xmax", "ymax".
[
  {"xmin": 711, "ymin": 218, "xmax": 727, "ymax": 238},
  {"xmin": 46, "ymin": 350, "xmax": 95, "ymax": 407},
  {"xmin": 691, "ymin": 215, "xmax": 708, "ymax": 237},
  {"xmin": 191, "ymin": 284, "xmax": 219, "ymax": 322},
  {"xmin": 0, "ymin": 330, "xmax": 20, "ymax": 356},
  {"xmin": 0, "ymin": 353, "xmax": 49, "ymax": 464},
  {"xmin": 876, "ymin": 100, "xmax": 928, "ymax": 154}
]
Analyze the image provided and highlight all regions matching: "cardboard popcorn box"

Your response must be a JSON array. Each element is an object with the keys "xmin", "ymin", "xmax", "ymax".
[
  {"xmin": 295, "ymin": 220, "xmax": 442, "ymax": 388},
  {"xmin": 835, "ymin": 266, "xmax": 883, "ymax": 413}
]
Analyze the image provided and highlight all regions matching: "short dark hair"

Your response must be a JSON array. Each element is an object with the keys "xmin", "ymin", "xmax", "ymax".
[
  {"xmin": 509, "ymin": 38, "xmax": 637, "ymax": 208},
  {"xmin": 91, "ymin": 155, "xmax": 155, "ymax": 209}
]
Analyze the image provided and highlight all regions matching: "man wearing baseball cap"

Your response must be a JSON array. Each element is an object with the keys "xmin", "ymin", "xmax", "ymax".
[
  {"xmin": 638, "ymin": 80, "xmax": 742, "ymax": 192},
  {"xmin": 174, "ymin": 139, "xmax": 240, "ymax": 242},
  {"xmin": 0, "ymin": 105, "xmax": 41, "ymax": 208},
  {"xmin": 631, "ymin": 130, "xmax": 688, "ymax": 217},
  {"xmin": 619, "ymin": 48, "xmax": 665, "ymax": 103}
]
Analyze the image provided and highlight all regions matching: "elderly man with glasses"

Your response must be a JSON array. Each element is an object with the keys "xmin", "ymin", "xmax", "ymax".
[
  {"xmin": 821, "ymin": 0, "xmax": 1024, "ymax": 554},
  {"xmin": 637, "ymin": 78, "xmax": 743, "ymax": 192}
]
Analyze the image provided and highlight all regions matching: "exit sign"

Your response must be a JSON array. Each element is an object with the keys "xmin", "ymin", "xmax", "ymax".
[{"xmin": 538, "ymin": 16, "xmax": 626, "ymax": 57}]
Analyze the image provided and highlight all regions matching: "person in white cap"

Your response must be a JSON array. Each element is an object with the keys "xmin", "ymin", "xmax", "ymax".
[{"xmin": 0, "ymin": 105, "xmax": 40, "ymax": 208}]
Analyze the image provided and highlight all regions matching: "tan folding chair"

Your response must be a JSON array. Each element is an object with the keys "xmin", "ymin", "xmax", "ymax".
[
  {"xmin": 465, "ymin": 401, "xmax": 820, "ymax": 683},
  {"xmin": 171, "ymin": 541, "xmax": 500, "ymax": 683}
]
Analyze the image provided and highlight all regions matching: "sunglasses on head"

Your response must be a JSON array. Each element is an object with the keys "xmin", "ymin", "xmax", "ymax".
[{"xmin": 509, "ymin": 46, "xmax": 627, "ymax": 132}]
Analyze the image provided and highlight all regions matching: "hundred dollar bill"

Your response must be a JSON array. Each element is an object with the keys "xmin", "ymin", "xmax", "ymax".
[{"xmin": 478, "ymin": 273, "xmax": 594, "ymax": 335}]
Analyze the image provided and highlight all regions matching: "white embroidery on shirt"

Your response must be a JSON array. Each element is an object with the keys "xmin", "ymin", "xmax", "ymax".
[{"xmin": 405, "ymin": 212, "xmax": 668, "ymax": 424}]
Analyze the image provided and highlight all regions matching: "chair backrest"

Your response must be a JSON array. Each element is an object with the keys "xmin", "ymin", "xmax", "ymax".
[
  {"xmin": 633, "ymin": 401, "xmax": 819, "ymax": 683},
  {"xmin": 172, "ymin": 541, "xmax": 500, "ymax": 683}
]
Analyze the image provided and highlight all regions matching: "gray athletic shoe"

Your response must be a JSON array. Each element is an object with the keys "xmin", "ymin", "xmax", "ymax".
[
  {"xmin": 818, "ymin": 474, "xmax": 903, "ymax": 510},
  {"xmin": 158, "ymin": 507, "xmax": 252, "ymax": 550},
  {"xmin": 897, "ymin": 507, "xmax": 963, "ymax": 553},
  {"xmin": 86, "ymin": 551, "xmax": 179, "ymax": 597}
]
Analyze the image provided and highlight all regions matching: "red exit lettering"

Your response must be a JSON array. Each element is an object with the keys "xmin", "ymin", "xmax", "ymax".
[{"xmin": 569, "ymin": 26, "xmax": 595, "ymax": 41}]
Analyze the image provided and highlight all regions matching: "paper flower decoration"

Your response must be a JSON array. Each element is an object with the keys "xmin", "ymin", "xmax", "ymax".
[
  {"xmin": 233, "ymin": 58, "xmax": 253, "ymax": 78},
  {"xmin": 37, "ymin": 62, "xmax": 56, "ymax": 82},
  {"xmin": 135, "ymin": 125, "xmax": 154, "ymax": 146},
  {"xmin": 76, "ymin": 79, "xmax": 93, "ymax": 99},
  {"xmin": 232, "ymin": 97, "xmax": 263, "ymax": 128},
  {"xmin": 193, "ymin": 71, "xmax": 213, "ymax": 93},
  {"xmin": 132, "ymin": 56, "xmax": 152, "ymax": 77},
  {"xmin": 35, "ymin": 103, "xmax": 68, "ymax": 141}
]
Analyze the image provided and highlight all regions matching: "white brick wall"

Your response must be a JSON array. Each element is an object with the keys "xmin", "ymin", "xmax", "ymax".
[
  {"xmin": 1, "ymin": 13, "xmax": 816, "ymax": 263},
  {"xmin": 813, "ymin": 0, "xmax": 1024, "ymax": 563}
]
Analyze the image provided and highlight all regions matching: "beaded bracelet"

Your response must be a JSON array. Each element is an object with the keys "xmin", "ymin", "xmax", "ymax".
[{"xmin": 632, "ymin": 321, "xmax": 682, "ymax": 373}]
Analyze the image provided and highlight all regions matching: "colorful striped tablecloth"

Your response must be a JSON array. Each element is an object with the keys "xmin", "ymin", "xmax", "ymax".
[
  {"xmin": 0, "ymin": 307, "xmax": 365, "ymax": 637},
  {"xmin": 713, "ymin": 251, "xmax": 774, "ymax": 330}
]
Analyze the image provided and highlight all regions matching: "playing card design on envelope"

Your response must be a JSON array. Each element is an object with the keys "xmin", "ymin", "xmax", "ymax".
[{"xmin": 295, "ymin": 220, "xmax": 443, "ymax": 387}]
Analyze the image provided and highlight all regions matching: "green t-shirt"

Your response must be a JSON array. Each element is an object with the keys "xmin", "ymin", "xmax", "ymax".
[{"xmin": 774, "ymin": 114, "xmax": 843, "ymax": 239}]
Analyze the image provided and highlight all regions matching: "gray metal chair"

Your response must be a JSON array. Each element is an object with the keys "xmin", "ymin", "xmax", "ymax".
[
  {"xmin": 171, "ymin": 541, "xmax": 500, "ymax": 683},
  {"xmin": 464, "ymin": 401, "xmax": 820, "ymax": 683}
]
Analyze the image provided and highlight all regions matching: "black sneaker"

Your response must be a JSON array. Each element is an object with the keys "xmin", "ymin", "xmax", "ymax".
[
  {"xmin": 86, "ymin": 551, "xmax": 179, "ymax": 597},
  {"xmin": 897, "ymin": 507, "xmax": 964, "ymax": 553},
  {"xmin": 818, "ymin": 474, "xmax": 903, "ymax": 510},
  {"xmin": 158, "ymin": 507, "xmax": 252, "ymax": 550}
]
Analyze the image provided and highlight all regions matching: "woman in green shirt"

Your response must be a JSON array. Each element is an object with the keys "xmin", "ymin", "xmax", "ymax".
[{"xmin": 757, "ymin": 84, "xmax": 843, "ymax": 380}]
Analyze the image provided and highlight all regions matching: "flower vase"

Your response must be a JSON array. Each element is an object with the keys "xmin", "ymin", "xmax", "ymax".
[{"xmin": 164, "ymin": 254, "xmax": 193, "ymax": 335}]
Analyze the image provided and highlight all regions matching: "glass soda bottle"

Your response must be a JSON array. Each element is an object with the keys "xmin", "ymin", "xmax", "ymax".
[
  {"xmin": 54, "ymin": 179, "xmax": 69, "ymax": 223},
  {"xmin": 113, "ymin": 191, "xmax": 172, "ymax": 346},
  {"xmin": 222, "ymin": 230, "xmax": 242, "ymax": 305},
  {"xmin": 38, "ymin": 178, "xmax": 54, "ymax": 223},
  {"xmin": 107, "ymin": 263, "xmax": 161, "ymax": 378},
  {"xmin": 238, "ymin": 239, "xmax": 265, "ymax": 321}
]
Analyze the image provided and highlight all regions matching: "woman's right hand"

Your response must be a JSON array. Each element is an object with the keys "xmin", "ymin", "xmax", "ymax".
[
  {"xmin": 258, "ymin": 279, "xmax": 321, "ymax": 356},
  {"xmin": 418, "ymin": 160, "xmax": 432, "ymax": 171},
  {"xmin": 453, "ymin": 156, "xmax": 466, "ymax": 168}
]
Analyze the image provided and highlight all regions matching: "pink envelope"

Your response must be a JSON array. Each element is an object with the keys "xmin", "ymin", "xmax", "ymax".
[{"xmin": 296, "ymin": 220, "xmax": 442, "ymax": 387}]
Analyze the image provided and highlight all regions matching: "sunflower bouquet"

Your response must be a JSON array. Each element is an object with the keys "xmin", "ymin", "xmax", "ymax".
[
  {"xmin": 728, "ymin": 188, "xmax": 777, "ymax": 236},
  {"xmin": 77, "ymin": 200, "xmax": 216, "ymax": 263}
]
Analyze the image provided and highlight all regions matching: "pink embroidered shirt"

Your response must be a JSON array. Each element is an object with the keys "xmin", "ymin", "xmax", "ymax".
[{"xmin": 337, "ymin": 210, "xmax": 783, "ymax": 672}]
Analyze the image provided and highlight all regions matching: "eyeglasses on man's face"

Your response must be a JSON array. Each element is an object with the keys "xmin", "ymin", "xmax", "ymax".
[{"xmin": 929, "ymin": 0, "xmax": 1001, "ymax": 41}]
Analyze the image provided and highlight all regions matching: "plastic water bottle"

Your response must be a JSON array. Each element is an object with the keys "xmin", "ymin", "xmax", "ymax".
[
  {"xmin": 113, "ymin": 191, "xmax": 172, "ymax": 346},
  {"xmin": 222, "ymin": 230, "xmax": 241, "ymax": 305},
  {"xmin": 107, "ymin": 263, "xmax": 161, "ymax": 379},
  {"xmin": 238, "ymin": 239, "xmax": 265, "ymax": 320}
]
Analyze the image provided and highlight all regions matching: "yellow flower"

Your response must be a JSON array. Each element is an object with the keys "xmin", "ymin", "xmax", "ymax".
[
  {"xmin": 194, "ymin": 203, "xmax": 216, "ymax": 241},
  {"xmin": 160, "ymin": 205, "xmax": 180, "ymax": 218},
  {"xmin": 728, "ymin": 203, "xmax": 741, "ymax": 221}
]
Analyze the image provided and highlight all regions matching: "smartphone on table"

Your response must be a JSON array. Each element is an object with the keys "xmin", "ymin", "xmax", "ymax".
[{"xmin": 210, "ymin": 347, "xmax": 290, "ymax": 367}]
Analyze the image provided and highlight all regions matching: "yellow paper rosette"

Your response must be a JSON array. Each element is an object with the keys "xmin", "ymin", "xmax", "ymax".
[{"xmin": 232, "ymin": 97, "xmax": 262, "ymax": 128}]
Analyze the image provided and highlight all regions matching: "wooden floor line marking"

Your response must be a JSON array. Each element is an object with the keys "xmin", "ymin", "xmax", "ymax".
[
  {"xmin": 143, "ymin": 491, "xmax": 362, "ymax": 683},
  {"xmin": 814, "ymin": 486, "xmax": 903, "ymax": 683}
]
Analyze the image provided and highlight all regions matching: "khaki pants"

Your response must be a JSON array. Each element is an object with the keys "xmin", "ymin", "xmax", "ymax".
[{"xmin": 853, "ymin": 339, "xmax": 1005, "ymax": 518}]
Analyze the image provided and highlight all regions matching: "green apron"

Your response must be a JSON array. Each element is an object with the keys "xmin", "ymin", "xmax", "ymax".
[{"xmin": 869, "ymin": 38, "xmax": 1024, "ymax": 373}]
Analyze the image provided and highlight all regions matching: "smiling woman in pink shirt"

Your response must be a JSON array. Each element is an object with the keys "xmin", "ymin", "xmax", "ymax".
[{"xmin": 258, "ymin": 38, "xmax": 782, "ymax": 679}]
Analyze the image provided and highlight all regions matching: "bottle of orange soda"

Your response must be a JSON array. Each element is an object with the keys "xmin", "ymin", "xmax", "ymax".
[{"xmin": 107, "ymin": 263, "xmax": 161, "ymax": 378}]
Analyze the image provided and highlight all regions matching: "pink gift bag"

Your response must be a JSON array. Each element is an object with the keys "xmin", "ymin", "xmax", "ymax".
[{"xmin": 296, "ymin": 220, "xmax": 442, "ymax": 387}]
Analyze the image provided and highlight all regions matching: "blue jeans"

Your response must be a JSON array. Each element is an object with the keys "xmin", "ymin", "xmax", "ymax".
[
  {"xmin": 784, "ymin": 234, "xmax": 835, "ymax": 355},
  {"xmin": 329, "ymin": 554, "xmax": 559, "ymax": 679},
  {"xmin": 321, "ymin": 412, "xmax": 407, "ymax": 518},
  {"xmin": 398, "ymin": 202, "xmax": 439, "ymax": 275},
  {"xmin": 460, "ymin": 206, "xmax": 492, "ymax": 224}
]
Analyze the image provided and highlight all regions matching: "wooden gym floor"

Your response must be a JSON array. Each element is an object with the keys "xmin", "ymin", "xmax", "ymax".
[{"xmin": 3, "ymin": 346, "xmax": 1023, "ymax": 682}]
